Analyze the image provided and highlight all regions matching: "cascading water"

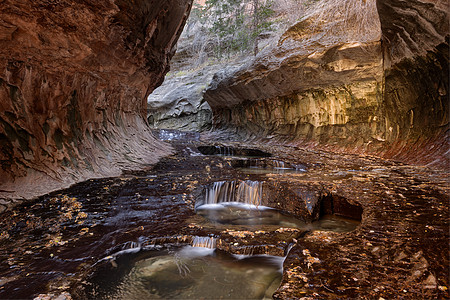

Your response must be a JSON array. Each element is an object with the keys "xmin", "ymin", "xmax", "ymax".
[
  {"xmin": 191, "ymin": 236, "xmax": 217, "ymax": 249},
  {"xmin": 215, "ymin": 146, "xmax": 234, "ymax": 156},
  {"xmin": 200, "ymin": 180, "xmax": 263, "ymax": 207},
  {"xmin": 249, "ymin": 158, "xmax": 265, "ymax": 168},
  {"xmin": 158, "ymin": 129, "xmax": 182, "ymax": 141},
  {"xmin": 274, "ymin": 160, "xmax": 286, "ymax": 169},
  {"xmin": 156, "ymin": 129, "xmax": 200, "ymax": 141},
  {"xmin": 236, "ymin": 180, "xmax": 262, "ymax": 206}
]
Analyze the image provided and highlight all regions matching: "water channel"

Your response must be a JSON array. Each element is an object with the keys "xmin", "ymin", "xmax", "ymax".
[{"xmin": 0, "ymin": 129, "xmax": 361, "ymax": 299}]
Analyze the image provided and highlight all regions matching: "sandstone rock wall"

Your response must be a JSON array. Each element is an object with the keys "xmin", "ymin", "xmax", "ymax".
[
  {"xmin": 204, "ymin": 0, "xmax": 385, "ymax": 149},
  {"xmin": 214, "ymin": 80, "xmax": 385, "ymax": 148},
  {"xmin": 0, "ymin": 0, "xmax": 193, "ymax": 207},
  {"xmin": 147, "ymin": 66, "xmax": 214, "ymax": 131},
  {"xmin": 208, "ymin": 40, "xmax": 385, "ymax": 149},
  {"xmin": 376, "ymin": 0, "xmax": 449, "ymax": 166},
  {"xmin": 204, "ymin": 0, "xmax": 449, "ymax": 167}
]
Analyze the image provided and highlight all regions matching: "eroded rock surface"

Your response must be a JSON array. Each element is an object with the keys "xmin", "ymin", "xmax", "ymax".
[
  {"xmin": 0, "ymin": 0, "xmax": 193, "ymax": 206},
  {"xmin": 203, "ymin": 0, "xmax": 449, "ymax": 167},
  {"xmin": 376, "ymin": 0, "xmax": 449, "ymax": 167},
  {"xmin": 204, "ymin": 1, "xmax": 385, "ymax": 150},
  {"xmin": 147, "ymin": 66, "xmax": 214, "ymax": 131}
]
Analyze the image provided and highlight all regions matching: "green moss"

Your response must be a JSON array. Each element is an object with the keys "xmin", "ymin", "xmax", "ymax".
[
  {"xmin": 115, "ymin": 112, "xmax": 124, "ymax": 127},
  {"xmin": 0, "ymin": 118, "xmax": 32, "ymax": 152},
  {"xmin": 67, "ymin": 148, "xmax": 79, "ymax": 168},
  {"xmin": 85, "ymin": 129, "xmax": 91, "ymax": 140},
  {"xmin": 102, "ymin": 110, "xmax": 107, "ymax": 129},
  {"xmin": 83, "ymin": 158, "xmax": 94, "ymax": 172},
  {"xmin": 67, "ymin": 90, "xmax": 82, "ymax": 143}
]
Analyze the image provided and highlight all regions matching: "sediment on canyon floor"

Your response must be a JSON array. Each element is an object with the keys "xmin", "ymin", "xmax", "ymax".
[{"xmin": 0, "ymin": 132, "xmax": 447, "ymax": 299}]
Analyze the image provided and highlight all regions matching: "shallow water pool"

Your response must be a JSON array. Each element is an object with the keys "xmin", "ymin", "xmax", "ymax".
[{"xmin": 87, "ymin": 246, "xmax": 283, "ymax": 299}]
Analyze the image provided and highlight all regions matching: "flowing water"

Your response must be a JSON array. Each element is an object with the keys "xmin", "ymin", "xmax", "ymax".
[
  {"xmin": 231, "ymin": 158, "xmax": 307, "ymax": 174},
  {"xmin": 196, "ymin": 180, "xmax": 359, "ymax": 232},
  {"xmin": 200, "ymin": 180, "xmax": 263, "ymax": 207},
  {"xmin": 0, "ymin": 130, "xmax": 362, "ymax": 299},
  {"xmin": 84, "ymin": 172, "xmax": 359, "ymax": 299},
  {"xmin": 191, "ymin": 236, "xmax": 217, "ymax": 248},
  {"xmin": 155, "ymin": 129, "xmax": 200, "ymax": 141},
  {"xmin": 236, "ymin": 166, "xmax": 306, "ymax": 175},
  {"xmin": 87, "ymin": 246, "xmax": 283, "ymax": 300},
  {"xmin": 196, "ymin": 204, "xmax": 359, "ymax": 232}
]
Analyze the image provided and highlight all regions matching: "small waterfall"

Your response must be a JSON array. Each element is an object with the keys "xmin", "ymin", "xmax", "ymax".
[
  {"xmin": 121, "ymin": 241, "xmax": 139, "ymax": 250},
  {"xmin": 202, "ymin": 180, "xmax": 263, "ymax": 206},
  {"xmin": 157, "ymin": 130, "xmax": 199, "ymax": 141},
  {"xmin": 215, "ymin": 146, "xmax": 234, "ymax": 156},
  {"xmin": 249, "ymin": 159, "xmax": 265, "ymax": 168},
  {"xmin": 204, "ymin": 181, "xmax": 236, "ymax": 204},
  {"xmin": 236, "ymin": 180, "xmax": 263, "ymax": 206},
  {"xmin": 192, "ymin": 236, "xmax": 217, "ymax": 249},
  {"xmin": 103, "ymin": 240, "xmax": 142, "ymax": 259},
  {"xmin": 274, "ymin": 160, "xmax": 286, "ymax": 169},
  {"xmin": 158, "ymin": 129, "xmax": 179, "ymax": 141}
]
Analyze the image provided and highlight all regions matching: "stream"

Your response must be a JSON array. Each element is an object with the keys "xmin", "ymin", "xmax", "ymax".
[{"xmin": 0, "ymin": 129, "xmax": 362, "ymax": 299}]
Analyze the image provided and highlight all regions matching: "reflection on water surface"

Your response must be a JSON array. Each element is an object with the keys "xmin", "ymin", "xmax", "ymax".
[{"xmin": 88, "ymin": 246, "xmax": 283, "ymax": 300}]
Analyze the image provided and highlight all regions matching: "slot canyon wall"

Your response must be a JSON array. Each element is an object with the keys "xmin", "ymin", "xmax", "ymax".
[
  {"xmin": 204, "ymin": 0, "xmax": 448, "ymax": 167},
  {"xmin": 376, "ymin": 0, "xmax": 449, "ymax": 165},
  {"xmin": 0, "ymin": 0, "xmax": 193, "ymax": 209}
]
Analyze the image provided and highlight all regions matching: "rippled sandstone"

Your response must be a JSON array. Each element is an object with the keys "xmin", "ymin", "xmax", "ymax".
[
  {"xmin": 376, "ymin": 0, "xmax": 448, "ymax": 166},
  {"xmin": 0, "ymin": 0, "xmax": 193, "ymax": 209},
  {"xmin": 203, "ymin": 0, "xmax": 448, "ymax": 168}
]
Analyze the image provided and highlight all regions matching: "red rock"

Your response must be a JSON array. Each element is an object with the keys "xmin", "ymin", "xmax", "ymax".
[{"xmin": 0, "ymin": 0, "xmax": 193, "ymax": 204}]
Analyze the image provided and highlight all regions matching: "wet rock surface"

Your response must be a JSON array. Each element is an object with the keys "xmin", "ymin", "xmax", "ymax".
[
  {"xmin": 274, "ymin": 166, "xmax": 449, "ymax": 299},
  {"xmin": 376, "ymin": 0, "xmax": 449, "ymax": 168},
  {"xmin": 0, "ymin": 130, "xmax": 447, "ymax": 299}
]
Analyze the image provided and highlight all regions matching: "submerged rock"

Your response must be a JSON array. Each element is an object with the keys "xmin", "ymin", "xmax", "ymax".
[{"xmin": 0, "ymin": 137, "xmax": 447, "ymax": 299}]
